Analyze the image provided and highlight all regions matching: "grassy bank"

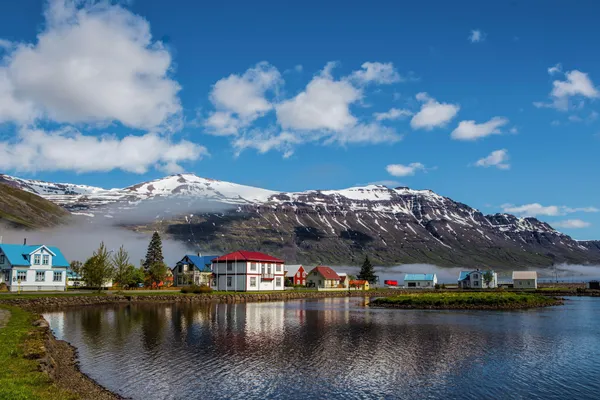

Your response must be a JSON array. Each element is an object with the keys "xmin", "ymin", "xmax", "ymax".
[
  {"xmin": 371, "ymin": 292, "xmax": 562, "ymax": 309},
  {"xmin": 0, "ymin": 306, "xmax": 77, "ymax": 400}
]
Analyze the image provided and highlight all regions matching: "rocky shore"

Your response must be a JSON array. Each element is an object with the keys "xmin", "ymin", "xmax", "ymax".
[
  {"xmin": 0, "ymin": 290, "xmax": 402, "ymax": 311},
  {"xmin": 36, "ymin": 317, "xmax": 122, "ymax": 400}
]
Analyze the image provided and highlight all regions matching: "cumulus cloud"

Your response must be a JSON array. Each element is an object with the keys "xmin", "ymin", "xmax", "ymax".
[
  {"xmin": 0, "ymin": 127, "xmax": 206, "ymax": 174},
  {"xmin": 208, "ymin": 61, "xmax": 404, "ymax": 157},
  {"xmin": 468, "ymin": 30, "xmax": 485, "ymax": 43},
  {"xmin": 451, "ymin": 116, "xmax": 509, "ymax": 140},
  {"xmin": 276, "ymin": 68, "xmax": 360, "ymax": 131},
  {"xmin": 410, "ymin": 92, "xmax": 460, "ymax": 130},
  {"xmin": 501, "ymin": 203, "xmax": 599, "ymax": 217},
  {"xmin": 474, "ymin": 149, "xmax": 510, "ymax": 169},
  {"xmin": 348, "ymin": 62, "xmax": 402, "ymax": 85},
  {"xmin": 205, "ymin": 62, "xmax": 282, "ymax": 135},
  {"xmin": 553, "ymin": 219, "xmax": 591, "ymax": 229},
  {"xmin": 386, "ymin": 162, "xmax": 426, "ymax": 177},
  {"xmin": 374, "ymin": 108, "xmax": 413, "ymax": 121},
  {"xmin": 0, "ymin": 0, "xmax": 182, "ymax": 129},
  {"xmin": 535, "ymin": 67, "xmax": 599, "ymax": 110}
]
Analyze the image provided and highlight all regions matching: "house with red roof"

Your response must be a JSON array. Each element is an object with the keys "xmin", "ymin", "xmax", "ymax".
[
  {"xmin": 211, "ymin": 251, "xmax": 285, "ymax": 291},
  {"xmin": 306, "ymin": 266, "xmax": 343, "ymax": 289}
]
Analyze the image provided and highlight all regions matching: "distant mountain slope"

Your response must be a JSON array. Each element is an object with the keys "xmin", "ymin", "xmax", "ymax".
[
  {"xmin": 0, "ymin": 182, "xmax": 69, "ymax": 229},
  {"xmin": 1, "ymin": 173, "xmax": 599, "ymax": 268}
]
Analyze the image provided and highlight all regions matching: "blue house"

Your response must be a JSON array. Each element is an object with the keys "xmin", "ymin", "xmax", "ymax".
[
  {"xmin": 458, "ymin": 269, "xmax": 498, "ymax": 289},
  {"xmin": 172, "ymin": 254, "xmax": 218, "ymax": 286},
  {"xmin": 403, "ymin": 273, "xmax": 437, "ymax": 288},
  {"xmin": 0, "ymin": 242, "xmax": 70, "ymax": 292}
]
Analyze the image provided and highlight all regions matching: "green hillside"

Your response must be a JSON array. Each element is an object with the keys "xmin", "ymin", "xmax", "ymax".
[{"xmin": 0, "ymin": 183, "xmax": 69, "ymax": 228}]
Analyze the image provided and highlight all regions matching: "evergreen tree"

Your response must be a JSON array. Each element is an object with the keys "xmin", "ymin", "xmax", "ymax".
[
  {"xmin": 82, "ymin": 242, "xmax": 114, "ymax": 291},
  {"xmin": 112, "ymin": 246, "xmax": 133, "ymax": 288},
  {"xmin": 357, "ymin": 255, "xmax": 377, "ymax": 284},
  {"xmin": 143, "ymin": 232, "xmax": 164, "ymax": 273}
]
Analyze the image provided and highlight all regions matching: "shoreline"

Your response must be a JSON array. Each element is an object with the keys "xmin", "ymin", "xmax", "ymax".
[{"xmin": 39, "ymin": 317, "xmax": 124, "ymax": 400}]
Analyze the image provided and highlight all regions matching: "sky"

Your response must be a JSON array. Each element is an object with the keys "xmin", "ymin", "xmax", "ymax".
[{"xmin": 0, "ymin": 0, "xmax": 599, "ymax": 239}]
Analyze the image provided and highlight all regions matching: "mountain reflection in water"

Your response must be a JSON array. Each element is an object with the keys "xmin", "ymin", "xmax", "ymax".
[{"xmin": 44, "ymin": 297, "xmax": 600, "ymax": 400}]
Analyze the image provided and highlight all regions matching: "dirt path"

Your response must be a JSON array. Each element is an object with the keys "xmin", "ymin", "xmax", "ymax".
[{"xmin": 0, "ymin": 308, "xmax": 9, "ymax": 329}]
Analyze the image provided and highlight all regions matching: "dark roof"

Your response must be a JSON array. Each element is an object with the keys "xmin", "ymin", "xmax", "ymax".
[
  {"xmin": 212, "ymin": 251, "xmax": 284, "ymax": 263},
  {"xmin": 178, "ymin": 255, "xmax": 218, "ymax": 272},
  {"xmin": 310, "ymin": 266, "xmax": 340, "ymax": 280}
]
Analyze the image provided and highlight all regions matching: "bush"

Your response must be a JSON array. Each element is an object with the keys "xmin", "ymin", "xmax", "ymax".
[
  {"xmin": 434, "ymin": 284, "xmax": 440, "ymax": 290},
  {"xmin": 180, "ymin": 285, "xmax": 213, "ymax": 294},
  {"xmin": 0, "ymin": 282, "xmax": 7, "ymax": 292}
]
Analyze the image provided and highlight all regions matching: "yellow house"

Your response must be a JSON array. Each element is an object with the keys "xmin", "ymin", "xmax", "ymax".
[{"xmin": 349, "ymin": 280, "xmax": 369, "ymax": 290}]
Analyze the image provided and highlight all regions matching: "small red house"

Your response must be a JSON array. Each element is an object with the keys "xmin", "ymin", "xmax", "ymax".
[{"xmin": 285, "ymin": 265, "xmax": 306, "ymax": 286}]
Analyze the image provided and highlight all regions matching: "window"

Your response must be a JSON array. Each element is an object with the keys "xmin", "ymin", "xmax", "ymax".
[
  {"xmin": 36, "ymin": 271, "xmax": 45, "ymax": 282},
  {"xmin": 227, "ymin": 276, "xmax": 232, "ymax": 287},
  {"xmin": 53, "ymin": 272, "xmax": 62, "ymax": 282},
  {"xmin": 33, "ymin": 254, "xmax": 41, "ymax": 265},
  {"xmin": 0, "ymin": 254, "xmax": 4, "ymax": 264},
  {"xmin": 3, "ymin": 270, "xmax": 9, "ymax": 282},
  {"xmin": 296, "ymin": 272, "xmax": 300, "ymax": 277},
  {"xmin": 249, "ymin": 262, "xmax": 256, "ymax": 271},
  {"xmin": 276, "ymin": 277, "xmax": 282, "ymax": 287},
  {"xmin": 42, "ymin": 255, "xmax": 50, "ymax": 265},
  {"xmin": 227, "ymin": 261, "xmax": 233, "ymax": 272},
  {"xmin": 17, "ymin": 271, "xmax": 27, "ymax": 281},
  {"xmin": 474, "ymin": 281, "xmax": 479, "ymax": 287},
  {"xmin": 276, "ymin": 264, "xmax": 282, "ymax": 273},
  {"xmin": 473, "ymin": 274, "xmax": 478, "ymax": 280},
  {"xmin": 250, "ymin": 277, "xmax": 257, "ymax": 287}
]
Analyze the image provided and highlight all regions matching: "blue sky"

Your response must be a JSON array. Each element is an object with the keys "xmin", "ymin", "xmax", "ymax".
[{"xmin": 0, "ymin": 0, "xmax": 599, "ymax": 238}]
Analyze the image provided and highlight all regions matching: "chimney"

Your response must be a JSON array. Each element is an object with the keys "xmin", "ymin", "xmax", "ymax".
[{"xmin": 23, "ymin": 238, "xmax": 27, "ymax": 245}]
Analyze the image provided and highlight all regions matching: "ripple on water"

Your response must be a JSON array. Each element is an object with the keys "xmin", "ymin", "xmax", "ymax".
[{"xmin": 44, "ymin": 297, "xmax": 600, "ymax": 400}]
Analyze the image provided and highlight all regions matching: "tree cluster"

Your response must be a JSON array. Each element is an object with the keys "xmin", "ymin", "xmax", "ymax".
[{"xmin": 73, "ymin": 231, "xmax": 169, "ymax": 291}]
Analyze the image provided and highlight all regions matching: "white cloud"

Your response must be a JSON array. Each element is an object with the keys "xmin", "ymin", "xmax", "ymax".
[
  {"xmin": 233, "ymin": 129, "xmax": 299, "ymax": 158},
  {"xmin": 349, "ymin": 62, "xmax": 401, "ymax": 85},
  {"xmin": 474, "ymin": 149, "xmax": 510, "ymax": 169},
  {"xmin": 501, "ymin": 203, "xmax": 560, "ymax": 216},
  {"xmin": 451, "ymin": 116, "xmax": 509, "ymax": 140},
  {"xmin": 535, "ymin": 68, "xmax": 599, "ymax": 110},
  {"xmin": 205, "ymin": 61, "xmax": 281, "ymax": 135},
  {"xmin": 386, "ymin": 162, "xmax": 426, "ymax": 177},
  {"xmin": 501, "ymin": 203, "xmax": 599, "ymax": 217},
  {"xmin": 553, "ymin": 219, "xmax": 591, "ymax": 229},
  {"xmin": 0, "ymin": 127, "xmax": 206, "ymax": 174},
  {"xmin": 548, "ymin": 63, "xmax": 562, "ymax": 75},
  {"xmin": 468, "ymin": 30, "xmax": 485, "ymax": 43},
  {"xmin": 374, "ymin": 108, "xmax": 413, "ymax": 121},
  {"xmin": 327, "ymin": 123, "xmax": 402, "ymax": 145},
  {"xmin": 509, "ymin": 127, "xmax": 518, "ymax": 134},
  {"xmin": 276, "ymin": 68, "xmax": 360, "ymax": 131},
  {"xmin": 410, "ymin": 92, "xmax": 460, "ymax": 130},
  {"xmin": 0, "ymin": 39, "xmax": 12, "ymax": 50},
  {"xmin": 0, "ymin": 0, "xmax": 182, "ymax": 129}
]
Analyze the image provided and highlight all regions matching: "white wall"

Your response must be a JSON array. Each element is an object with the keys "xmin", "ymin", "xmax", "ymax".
[
  {"xmin": 213, "ymin": 260, "xmax": 285, "ymax": 291},
  {"xmin": 514, "ymin": 279, "xmax": 537, "ymax": 289}
]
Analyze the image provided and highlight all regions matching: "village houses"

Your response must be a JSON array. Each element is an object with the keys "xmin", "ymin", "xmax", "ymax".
[
  {"xmin": 285, "ymin": 265, "xmax": 307, "ymax": 286},
  {"xmin": 458, "ymin": 269, "xmax": 498, "ymax": 289},
  {"xmin": 212, "ymin": 251, "xmax": 285, "ymax": 291},
  {"xmin": 306, "ymin": 266, "xmax": 342, "ymax": 289},
  {"xmin": 404, "ymin": 273, "xmax": 437, "ymax": 288},
  {"xmin": 0, "ymin": 241, "xmax": 69, "ymax": 292},
  {"xmin": 512, "ymin": 271, "xmax": 538, "ymax": 289},
  {"xmin": 172, "ymin": 254, "xmax": 217, "ymax": 286}
]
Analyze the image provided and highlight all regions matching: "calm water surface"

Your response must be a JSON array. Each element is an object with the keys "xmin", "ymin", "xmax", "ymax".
[{"xmin": 44, "ymin": 297, "xmax": 600, "ymax": 400}]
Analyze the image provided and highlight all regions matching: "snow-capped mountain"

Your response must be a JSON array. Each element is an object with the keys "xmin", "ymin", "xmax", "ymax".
[{"xmin": 1, "ymin": 173, "xmax": 598, "ymax": 268}]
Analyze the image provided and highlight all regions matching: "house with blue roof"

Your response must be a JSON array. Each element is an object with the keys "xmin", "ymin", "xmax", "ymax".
[
  {"xmin": 0, "ymin": 240, "xmax": 69, "ymax": 292},
  {"xmin": 458, "ymin": 269, "xmax": 498, "ymax": 289},
  {"xmin": 404, "ymin": 273, "xmax": 437, "ymax": 289},
  {"xmin": 172, "ymin": 254, "xmax": 218, "ymax": 286}
]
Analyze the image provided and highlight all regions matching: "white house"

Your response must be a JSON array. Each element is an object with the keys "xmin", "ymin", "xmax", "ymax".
[
  {"xmin": 0, "ymin": 241, "xmax": 69, "ymax": 292},
  {"xmin": 212, "ymin": 250, "xmax": 285, "ymax": 291},
  {"xmin": 458, "ymin": 269, "xmax": 498, "ymax": 289},
  {"xmin": 404, "ymin": 273, "xmax": 437, "ymax": 288},
  {"xmin": 512, "ymin": 271, "xmax": 538, "ymax": 289},
  {"xmin": 172, "ymin": 254, "xmax": 218, "ymax": 286}
]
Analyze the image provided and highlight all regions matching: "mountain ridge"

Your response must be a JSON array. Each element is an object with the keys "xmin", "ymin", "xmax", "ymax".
[{"xmin": 1, "ymin": 173, "xmax": 598, "ymax": 268}]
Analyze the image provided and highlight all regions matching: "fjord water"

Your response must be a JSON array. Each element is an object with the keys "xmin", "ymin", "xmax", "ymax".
[{"xmin": 44, "ymin": 298, "xmax": 599, "ymax": 400}]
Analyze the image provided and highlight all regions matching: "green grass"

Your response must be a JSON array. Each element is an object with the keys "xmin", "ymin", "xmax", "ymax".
[
  {"xmin": 0, "ymin": 306, "xmax": 78, "ymax": 400},
  {"xmin": 0, "ymin": 292, "xmax": 109, "ymax": 301},
  {"xmin": 372, "ymin": 292, "xmax": 559, "ymax": 308}
]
